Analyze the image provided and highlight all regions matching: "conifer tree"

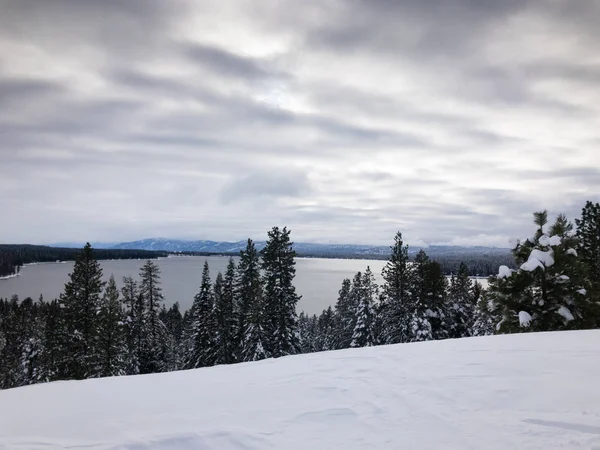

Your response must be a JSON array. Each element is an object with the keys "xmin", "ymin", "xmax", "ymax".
[
  {"xmin": 59, "ymin": 243, "xmax": 105, "ymax": 379},
  {"xmin": 316, "ymin": 306, "xmax": 335, "ymax": 351},
  {"xmin": 332, "ymin": 278, "xmax": 355, "ymax": 349},
  {"xmin": 96, "ymin": 275, "xmax": 128, "ymax": 377},
  {"xmin": 261, "ymin": 226, "xmax": 300, "ymax": 357},
  {"xmin": 408, "ymin": 250, "xmax": 447, "ymax": 341},
  {"xmin": 236, "ymin": 239, "xmax": 265, "ymax": 361},
  {"xmin": 576, "ymin": 201, "xmax": 600, "ymax": 316},
  {"xmin": 138, "ymin": 260, "xmax": 167, "ymax": 373},
  {"xmin": 448, "ymin": 263, "xmax": 476, "ymax": 338},
  {"xmin": 214, "ymin": 264, "xmax": 237, "ymax": 365},
  {"xmin": 185, "ymin": 261, "xmax": 217, "ymax": 368},
  {"xmin": 121, "ymin": 276, "xmax": 142, "ymax": 374},
  {"xmin": 491, "ymin": 211, "xmax": 595, "ymax": 333},
  {"xmin": 350, "ymin": 267, "xmax": 377, "ymax": 348},
  {"xmin": 39, "ymin": 299, "xmax": 62, "ymax": 382},
  {"xmin": 241, "ymin": 290, "xmax": 268, "ymax": 362},
  {"xmin": 379, "ymin": 232, "xmax": 412, "ymax": 344}
]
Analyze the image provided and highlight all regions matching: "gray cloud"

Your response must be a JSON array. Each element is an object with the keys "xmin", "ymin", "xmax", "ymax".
[{"xmin": 0, "ymin": 0, "xmax": 598, "ymax": 246}]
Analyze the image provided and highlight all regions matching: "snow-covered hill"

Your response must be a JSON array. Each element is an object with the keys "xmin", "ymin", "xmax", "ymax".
[
  {"xmin": 108, "ymin": 237, "xmax": 510, "ymax": 258},
  {"xmin": 1, "ymin": 331, "xmax": 599, "ymax": 450}
]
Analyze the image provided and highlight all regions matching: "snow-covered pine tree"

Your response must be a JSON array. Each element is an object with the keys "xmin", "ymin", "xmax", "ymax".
[
  {"xmin": 96, "ymin": 275, "xmax": 128, "ymax": 377},
  {"xmin": 214, "ymin": 269, "xmax": 237, "ymax": 365},
  {"xmin": 316, "ymin": 306, "xmax": 335, "ymax": 352},
  {"xmin": 492, "ymin": 211, "xmax": 595, "ymax": 333},
  {"xmin": 59, "ymin": 243, "xmax": 105, "ymax": 380},
  {"xmin": 379, "ymin": 232, "xmax": 412, "ymax": 344},
  {"xmin": 241, "ymin": 290, "xmax": 268, "ymax": 362},
  {"xmin": 261, "ymin": 226, "xmax": 300, "ymax": 357},
  {"xmin": 138, "ymin": 260, "xmax": 167, "ymax": 374},
  {"xmin": 158, "ymin": 304, "xmax": 180, "ymax": 372},
  {"xmin": 350, "ymin": 267, "xmax": 377, "ymax": 348},
  {"xmin": 332, "ymin": 278, "xmax": 355, "ymax": 349},
  {"xmin": 120, "ymin": 276, "xmax": 141, "ymax": 374},
  {"xmin": 471, "ymin": 290, "xmax": 501, "ymax": 336},
  {"xmin": 235, "ymin": 239, "xmax": 263, "ymax": 360},
  {"xmin": 448, "ymin": 263, "xmax": 476, "ymax": 338},
  {"xmin": 16, "ymin": 297, "xmax": 45, "ymax": 386},
  {"xmin": 219, "ymin": 258, "xmax": 238, "ymax": 363},
  {"xmin": 185, "ymin": 261, "xmax": 217, "ymax": 369},
  {"xmin": 39, "ymin": 299, "xmax": 62, "ymax": 382},
  {"xmin": 576, "ymin": 201, "xmax": 600, "ymax": 321}
]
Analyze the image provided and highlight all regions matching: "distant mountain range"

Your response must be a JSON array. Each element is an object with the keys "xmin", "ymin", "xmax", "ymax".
[{"xmin": 52, "ymin": 238, "xmax": 510, "ymax": 259}]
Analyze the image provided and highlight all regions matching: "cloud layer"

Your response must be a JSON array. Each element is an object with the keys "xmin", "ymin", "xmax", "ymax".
[{"xmin": 1, "ymin": 0, "xmax": 598, "ymax": 246}]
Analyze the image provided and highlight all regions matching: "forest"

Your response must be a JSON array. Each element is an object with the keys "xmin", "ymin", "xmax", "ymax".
[
  {"xmin": 0, "ymin": 201, "xmax": 598, "ymax": 390},
  {"xmin": 0, "ymin": 245, "xmax": 168, "ymax": 278}
]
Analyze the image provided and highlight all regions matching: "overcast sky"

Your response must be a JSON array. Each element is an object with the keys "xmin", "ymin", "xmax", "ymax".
[{"xmin": 1, "ymin": 0, "xmax": 599, "ymax": 247}]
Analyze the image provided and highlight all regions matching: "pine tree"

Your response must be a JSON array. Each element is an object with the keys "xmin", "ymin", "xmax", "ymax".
[
  {"xmin": 379, "ymin": 232, "xmax": 412, "ymax": 344},
  {"xmin": 96, "ymin": 275, "xmax": 128, "ymax": 377},
  {"xmin": 120, "ymin": 276, "xmax": 141, "ymax": 374},
  {"xmin": 576, "ymin": 201, "xmax": 600, "ymax": 321},
  {"xmin": 236, "ymin": 239, "xmax": 266, "ymax": 361},
  {"xmin": 316, "ymin": 306, "xmax": 335, "ymax": 351},
  {"xmin": 158, "ymin": 304, "xmax": 180, "ymax": 372},
  {"xmin": 448, "ymin": 263, "xmax": 476, "ymax": 338},
  {"xmin": 491, "ymin": 211, "xmax": 595, "ymax": 333},
  {"xmin": 409, "ymin": 250, "xmax": 449, "ymax": 341},
  {"xmin": 39, "ymin": 299, "xmax": 62, "ymax": 382},
  {"xmin": 214, "ymin": 262, "xmax": 237, "ymax": 365},
  {"xmin": 350, "ymin": 267, "xmax": 377, "ymax": 348},
  {"xmin": 332, "ymin": 278, "xmax": 355, "ymax": 349},
  {"xmin": 185, "ymin": 261, "xmax": 217, "ymax": 368},
  {"xmin": 261, "ymin": 226, "xmax": 300, "ymax": 357},
  {"xmin": 59, "ymin": 243, "xmax": 105, "ymax": 380},
  {"xmin": 138, "ymin": 260, "xmax": 167, "ymax": 374}
]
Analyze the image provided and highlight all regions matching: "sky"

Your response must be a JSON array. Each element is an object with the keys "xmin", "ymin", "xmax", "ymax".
[{"xmin": 0, "ymin": 0, "xmax": 599, "ymax": 247}]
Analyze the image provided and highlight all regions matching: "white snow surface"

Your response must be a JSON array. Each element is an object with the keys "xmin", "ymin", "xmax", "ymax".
[
  {"xmin": 577, "ymin": 288, "xmax": 588, "ymax": 296},
  {"xmin": 1, "ymin": 332, "xmax": 600, "ymax": 450},
  {"xmin": 498, "ymin": 265, "xmax": 512, "ymax": 279},
  {"xmin": 518, "ymin": 311, "xmax": 532, "ymax": 327}
]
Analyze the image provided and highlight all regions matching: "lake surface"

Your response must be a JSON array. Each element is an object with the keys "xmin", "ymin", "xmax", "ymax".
[{"xmin": 0, "ymin": 256, "xmax": 488, "ymax": 315}]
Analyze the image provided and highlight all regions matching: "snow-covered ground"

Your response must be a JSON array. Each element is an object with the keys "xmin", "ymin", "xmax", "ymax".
[{"xmin": 1, "ymin": 331, "xmax": 599, "ymax": 450}]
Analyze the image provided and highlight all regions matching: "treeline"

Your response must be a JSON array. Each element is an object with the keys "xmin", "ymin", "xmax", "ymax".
[
  {"xmin": 0, "ymin": 244, "xmax": 168, "ymax": 278},
  {"xmin": 0, "ymin": 202, "xmax": 598, "ymax": 390},
  {"xmin": 0, "ymin": 227, "xmax": 300, "ymax": 388}
]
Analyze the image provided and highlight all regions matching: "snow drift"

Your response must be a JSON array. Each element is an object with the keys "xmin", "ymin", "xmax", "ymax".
[{"xmin": 1, "ymin": 331, "xmax": 599, "ymax": 450}]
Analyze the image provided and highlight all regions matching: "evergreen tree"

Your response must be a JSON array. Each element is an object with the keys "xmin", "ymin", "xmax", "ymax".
[
  {"xmin": 138, "ymin": 260, "xmax": 167, "ymax": 373},
  {"xmin": 576, "ymin": 201, "xmax": 600, "ymax": 314},
  {"xmin": 236, "ymin": 239, "xmax": 266, "ymax": 361},
  {"xmin": 332, "ymin": 278, "xmax": 355, "ymax": 349},
  {"xmin": 59, "ymin": 243, "xmax": 105, "ymax": 380},
  {"xmin": 39, "ymin": 299, "xmax": 62, "ymax": 382},
  {"xmin": 448, "ymin": 263, "xmax": 476, "ymax": 338},
  {"xmin": 121, "ymin": 276, "xmax": 142, "ymax": 374},
  {"xmin": 261, "ymin": 226, "xmax": 300, "ymax": 357},
  {"xmin": 379, "ymin": 232, "xmax": 412, "ymax": 344},
  {"xmin": 350, "ymin": 267, "xmax": 377, "ymax": 348},
  {"xmin": 491, "ymin": 211, "xmax": 596, "ymax": 333},
  {"xmin": 96, "ymin": 275, "xmax": 128, "ymax": 377},
  {"xmin": 408, "ymin": 250, "xmax": 447, "ymax": 341},
  {"xmin": 185, "ymin": 261, "xmax": 217, "ymax": 368},
  {"xmin": 315, "ymin": 306, "xmax": 335, "ymax": 351},
  {"xmin": 214, "ymin": 264, "xmax": 237, "ymax": 365},
  {"xmin": 241, "ymin": 290, "xmax": 268, "ymax": 362},
  {"xmin": 158, "ymin": 304, "xmax": 180, "ymax": 372}
]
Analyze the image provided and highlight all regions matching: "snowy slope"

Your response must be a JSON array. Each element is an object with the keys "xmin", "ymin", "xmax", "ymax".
[{"xmin": 1, "ymin": 331, "xmax": 599, "ymax": 450}]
